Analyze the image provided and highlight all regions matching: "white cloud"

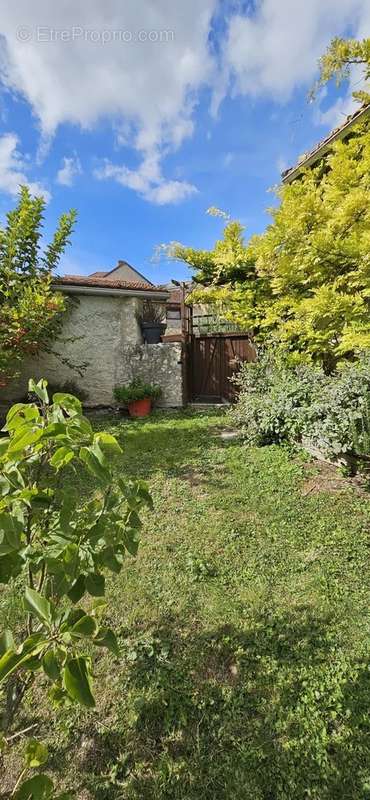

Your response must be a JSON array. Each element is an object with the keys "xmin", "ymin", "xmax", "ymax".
[
  {"xmin": 94, "ymin": 151, "xmax": 197, "ymax": 205},
  {"xmin": 0, "ymin": 1, "xmax": 217, "ymax": 201},
  {"xmin": 218, "ymin": 0, "xmax": 370, "ymax": 104},
  {"xmin": 1, "ymin": 0, "xmax": 370, "ymax": 204},
  {"xmin": 56, "ymin": 155, "xmax": 82, "ymax": 186},
  {"xmin": 0, "ymin": 133, "xmax": 50, "ymax": 199}
]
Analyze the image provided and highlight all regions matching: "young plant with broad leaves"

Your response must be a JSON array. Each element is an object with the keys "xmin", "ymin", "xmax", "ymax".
[{"xmin": 0, "ymin": 379, "xmax": 152, "ymax": 798}]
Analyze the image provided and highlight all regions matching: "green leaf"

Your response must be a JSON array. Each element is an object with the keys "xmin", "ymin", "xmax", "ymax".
[
  {"xmin": 86, "ymin": 572, "xmax": 105, "ymax": 597},
  {"xmin": 71, "ymin": 615, "xmax": 97, "ymax": 638},
  {"xmin": 0, "ymin": 552, "xmax": 24, "ymax": 583},
  {"xmin": 94, "ymin": 432, "xmax": 122, "ymax": 455},
  {"xmin": 5, "ymin": 403, "xmax": 39, "ymax": 432},
  {"xmin": 0, "ymin": 634, "xmax": 46, "ymax": 683},
  {"xmin": 79, "ymin": 445, "xmax": 110, "ymax": 485},
  {"xmin": 24, "ymin": 738, "xmax": 48, "ymax": 768},
  {"xmin": 0, "ymin": 629, "xmax": 14, "ymax": 657},
  {"xmin": 42, "ymin": 649, "xmax": 62, "ymax": 681},
  {"xmin": 100, "ymin": 547, "xmax": 123, "ymax": 574},
  {"xmin": 63, "ymin": 656, "xmax": 95, "ymax": 708},
  {"xmin": 0, "ymin": 438, "xmax": 9, "ymax": 457},
  {"xmin": 123, "ymin": 529, "xmax": 140, "ymax": 557},
  {"xmin": 53, "ymin": 393, "xmax": 82, "ymax": 416},
  {"xmin": 69, "ymin": 415, "xmax": 93, "ymax": 436},
  {"xmin": 94, "ymin": 627, "xmax": 119, "ymax": 657},
  {"xmin": 67, "ymin": 574, "xmax": 86, "ymax": 603},
  {"xmin": 136, "ymin": 480, "xmax": 154, "ymax": 510},
  {"xmin": 28, "ymin": 378, "xmax": 49, "ymax": 405},
  {"xmin": 24, "ymin": 588, "xmax": 52, "ymax": 626},
  {"xmin": 8, "ymin": 427, "xmax": 44, "ymax": 455},
  {"xmin": 50, "ymin": 446, "xmax": 75, "ymax": 470},
  {"xmin": 15, "ymin": 773, "xmax": 53, "ymax": 800}
]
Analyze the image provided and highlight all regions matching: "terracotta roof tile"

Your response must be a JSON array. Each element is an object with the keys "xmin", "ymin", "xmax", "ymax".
[{"xmin": 54, "ymin": 275, "xmax": 168, "ymax": 293}]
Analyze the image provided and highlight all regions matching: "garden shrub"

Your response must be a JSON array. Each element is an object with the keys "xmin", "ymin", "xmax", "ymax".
[{"xmin": 231, "ymin": 350, "xmax": 370, "ymax": 460}]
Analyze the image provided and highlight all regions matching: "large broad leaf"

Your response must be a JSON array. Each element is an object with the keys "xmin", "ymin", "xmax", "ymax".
[
  {"xmin": 24, "ymin": 588, "xmax": 52, "ymax": 626},
  {"xmin": 0, "ymin": 629, "xmax": 14, "ymax": 657},
  {"xmin": 8, "ymin": 426, "xmax": 44, "ymax": 456},
  {"xmin": 53, "ymin": 393, "xmax": 82, "ymax": 416},
  {"xmin": 0, "ymin": 633, "xmax": 46, "ymax": 683},
  {"xmin": 67, "ymin": 574, "xmax": 86, "ymax": 603},
  {"xmin": 5, "ymin": 403, "xmax": 39, "ymax": 432},
  {"xmin": 94, "ymin": 627, "xmax": 119, "ymax": 657},
  {"xmin": 50, "ymin": 446, "xmax": 75, "ymax": 471},
  {"xmin": 0, "ymin": 552, "xmax": 24, "ymax": 583},
  {"xmin": 71, "ymin": 615, "xmax": 97, "ymax": 638},
  {"xmin": 15, "ymin": 773, "xmax": 53, "ymax": 800},
  {"xmin": 94, "ymin": 432, "xmax": 122, "ymax": 455},
  {"xmin": 42, "ymin": 648, "xmax": 62, "ymax": 681},
  {"xmin": 100, "ymin": 546, "xmax": 123, "ymax": 574},
  {"xmin": 0, "ymin": 438, "xmax": 9, "ymax": 457},
  {"xmin": 86, "ymin": 572, "xmax": 105, "ymax": 597},
  {"xmin": 24, "ymin": 738, "xmax": 48, "ymax": 768},
  {"xmin": 63, "ymin": 656, "xmax": 95, "ymax": 707},
  {"xmin": 69, "ymin": 415, "xmax": 93, "ymax": 436},
  {"xmin": 0, "ymin": 513, "xmax": 22, "ymax": 553},
  {"xmin": 79, "ymin": 445, "xmax": 110, "ymax": 485}
]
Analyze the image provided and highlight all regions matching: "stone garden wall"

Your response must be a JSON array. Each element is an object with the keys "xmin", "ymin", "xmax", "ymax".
[
  {"xmin": 1, "ymin": 292, "xmax": 184, "ymax": 410},
  {"xmin": 118, "ymin": 342, "xmax": 183, "ymax": 407}
]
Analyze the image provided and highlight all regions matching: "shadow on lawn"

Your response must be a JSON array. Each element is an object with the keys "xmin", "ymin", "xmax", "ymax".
[
  {"xmin": 109, "ymin": 414, "xmax": 232, "ymax": 482},
  {"xmin": 54, "ymin": 606, "xmax": 369, "ymax": 800}
]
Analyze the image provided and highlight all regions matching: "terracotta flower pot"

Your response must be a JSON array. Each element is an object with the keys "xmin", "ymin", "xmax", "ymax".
[{"xmin": 127, "ymin": 397, "xmax": 152, "ymax": 417}]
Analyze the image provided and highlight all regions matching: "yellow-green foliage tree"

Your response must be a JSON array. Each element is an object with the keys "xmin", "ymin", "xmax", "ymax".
[
  {"xmin": 0, "ymin": 187, "xmax": 76, "ymax": 387},
  {"xmin": 173, "ymin": 38, "xmax": 370, "ymax": 373}
]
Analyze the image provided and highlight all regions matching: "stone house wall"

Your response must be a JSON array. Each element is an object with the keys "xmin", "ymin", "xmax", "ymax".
[{"xmin": 1, "ymin": 292, "xmax": 184, "ymax": 409}]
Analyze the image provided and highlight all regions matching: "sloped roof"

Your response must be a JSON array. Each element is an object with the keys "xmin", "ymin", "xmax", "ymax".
[
  {"xmin": 54, "ymin": 275, "xmax": 168, "ymax": 294},
  {"xmin": 282, "ymin": 103, "xmax": 370, "ymax": 183},
  {"xmin": 108, "ymin": 260, "xmax": 154, "ymax": 285}
]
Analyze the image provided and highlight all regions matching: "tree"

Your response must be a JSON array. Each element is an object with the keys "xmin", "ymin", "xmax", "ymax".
[
  {"xmin": 313, "ymin": 36, "xmax": 370, "ymax": 105},
  {"xmin": 0, "ymin": 187, "xmax": 77, "ymax": 387},
  {"xmin": 0, "ymin": 380, "xmax": 152, "ymax": 797},
  {"xmin": 173, "ymin": 41, "xmax": 370, "ymax": 373}
]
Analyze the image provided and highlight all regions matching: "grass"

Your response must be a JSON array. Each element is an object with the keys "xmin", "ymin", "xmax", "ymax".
[{"xmin": 1, "ymin": 408, "xmax": 370, "ymax": 799}]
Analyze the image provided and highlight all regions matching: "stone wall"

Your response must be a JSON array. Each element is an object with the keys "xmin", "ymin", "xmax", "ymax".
[
  {"xmin": 118, "ymin": 342, "xmax": 183, "ymax": 407},
  {"xmin": 1, "ymin": 292, "xmax": 183, "ymax": 409}
]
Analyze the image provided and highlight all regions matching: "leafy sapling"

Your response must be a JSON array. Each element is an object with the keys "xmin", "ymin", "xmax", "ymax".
[{"xmin": 0, "ymin": 379, "xmax": 152, "ymax": 796}]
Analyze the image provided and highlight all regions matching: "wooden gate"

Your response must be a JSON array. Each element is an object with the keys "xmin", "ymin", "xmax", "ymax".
[{"xmin": 188, "ymin": 333, "xmax": 255, "ymax": 403}]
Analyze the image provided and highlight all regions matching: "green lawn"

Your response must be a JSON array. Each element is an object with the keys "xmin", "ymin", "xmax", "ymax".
[{"xmin": 2, "ymin": 409, "xmax": 370, "ymax": 799}]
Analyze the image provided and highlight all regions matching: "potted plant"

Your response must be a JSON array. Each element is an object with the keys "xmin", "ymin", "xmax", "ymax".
[
  {"xmin": 137, "ymin": 300, "xmax": 167, "ymax": 344},
  {"xmin": 114, "ymin": 378, "xmax": 162, "ymax": 417}
]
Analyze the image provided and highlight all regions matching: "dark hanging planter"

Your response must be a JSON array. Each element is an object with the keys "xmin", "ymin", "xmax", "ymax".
[
  {"xmin": 137, "ymin": 301, "xmax": 167, "ymax": 343},
  {"xmin": 141, "ymin": 322, "xmax": 167, "ymax": 344}
]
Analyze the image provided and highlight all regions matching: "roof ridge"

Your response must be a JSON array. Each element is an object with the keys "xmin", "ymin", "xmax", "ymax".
[{"xmin": 282, "ymin": 102, "xmax": 370, "ymax": 183}]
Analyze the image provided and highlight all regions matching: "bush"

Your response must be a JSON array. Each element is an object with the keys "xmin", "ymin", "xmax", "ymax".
[
  {"xmin": 231, "ymin": 350, "xmax": 370, "ymax": 460},
  {"xmin": 114, "ymin": 378, "xmax": 162, "ymax": 405}
]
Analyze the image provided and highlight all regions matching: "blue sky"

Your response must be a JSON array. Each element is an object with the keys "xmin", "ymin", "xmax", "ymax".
[{"xmin": 0, "ymin": 1, "xmax": 369, "ymax": 285}]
